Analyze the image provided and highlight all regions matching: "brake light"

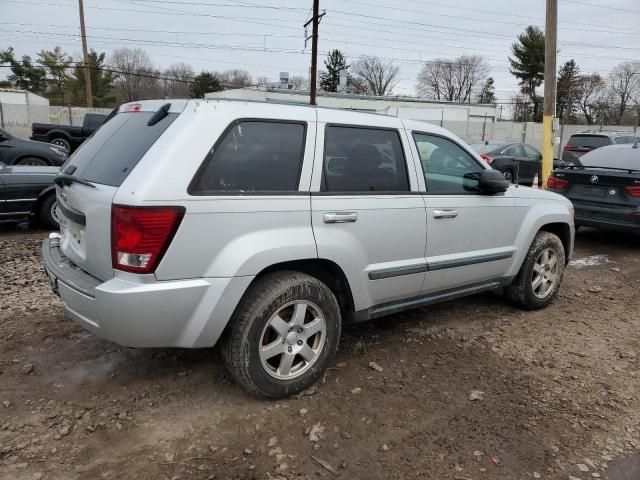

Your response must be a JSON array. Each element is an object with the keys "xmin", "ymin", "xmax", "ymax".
[
  {"xmin": 547, "ymin": 176, "xmax": 569, "ymax": 189},
  {"xmin": 625, "ymin": 186, "xmax": 640, "ymax": 197},
  {"xmin": 124, "ymin": 103, "xmax": 142, "ymax": 112},
  {"xmin": 111, "ymin": 205, "xmax": 185, "ymax": 274},
  {"xmin": 563, "ymin": 145, "xmax": 590, "ymax": 152},
  {"xmin": 480, "ymin": 153, "xmax": 494, "ymax": 165}
]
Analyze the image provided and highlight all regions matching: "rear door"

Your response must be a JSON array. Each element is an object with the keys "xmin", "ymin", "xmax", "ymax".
[
  {"xmin": 56, "ymin": 106, "xmax": 181, "ymax": 281},
  {"xmin": 408, "ymin": 131, "xmax": 517, "ymax": 294},
  {"xmin": 310, "ymin": 114, "xmax": 426, "ymax": 309},
  {"xmin": 522, "ymin": 144, "xmax": 542, "ymax": 184}
]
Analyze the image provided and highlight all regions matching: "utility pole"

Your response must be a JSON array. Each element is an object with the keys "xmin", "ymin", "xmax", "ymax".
[
  {"xmin": 541, "ymin": 0, "xmax": 557, "ymax": 189},
  {"xmin": 78, "ymin": 0, "xmax": 93, "ymax": 107},
  {"xmin": 304, "ymin": 0, "xmax": 324, "ymax": 105}
]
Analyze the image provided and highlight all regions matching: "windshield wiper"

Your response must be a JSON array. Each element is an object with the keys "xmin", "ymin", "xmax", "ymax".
[{"xmin": 54, "ymin": 174, "xmax": 96, "ymax": 188}]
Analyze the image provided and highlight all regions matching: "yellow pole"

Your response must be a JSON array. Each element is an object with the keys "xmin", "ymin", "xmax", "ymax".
[
  {"xmin": 541, "ymin": 0, "xmax": 557, "ymax": 189},
  {"xmin": 541, "ymin": 115, "xmax": 554, "ymax": 188}
]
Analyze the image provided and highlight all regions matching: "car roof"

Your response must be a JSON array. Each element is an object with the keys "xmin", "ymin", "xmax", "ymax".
[
  {"xmin": 119, "ymin": 98, "xmax": 458, "ymax": 138},
  {"xmin": 570, "ymin": 131, "xmax": 638, "ymax": 138}
]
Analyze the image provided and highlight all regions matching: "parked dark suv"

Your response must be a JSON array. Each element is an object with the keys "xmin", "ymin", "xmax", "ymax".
[{"xmin": 562, "ymin": 131, "xmax": 639, "ymax": 165}]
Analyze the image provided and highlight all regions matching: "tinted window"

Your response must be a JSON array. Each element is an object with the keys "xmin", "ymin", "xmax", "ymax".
[
  {"xmin": 322, "ymin": 126, "xmax": 409, "ymax": 192},
  {"xmin": 614, "ymin": 136, "xmax": 638, "ymax": 144},
  {"xmin": 580, "ymin": 146, "xmax": 640, "ymax": 170},
  {"xmin": 84, "ymin": 114, "xmax": 106, "ymax": 129},
  {"xmin": 413, "ymin": 133, "xmax": 483, "ymax": 194},
  {"xmin": 64, "ymin": 111, "xmax": 177, "ymax": 187},
  {"xmin": 505, "ymin": 145, "xmax": 525, "ymax": 157},
  {"xmin": 522, "ymin": 144, "xmax": 541, "ymax": 159},
  {"xmin": 567, "ymin": 135, "xmax": 611, "ymax": 149},
  {"xmin": 190, "ymin": 121, "xmax": 305, "ymax": 194}
]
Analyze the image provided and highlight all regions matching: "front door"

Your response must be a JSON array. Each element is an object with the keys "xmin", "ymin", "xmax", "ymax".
[
  {"xmin": 311, "ymin": 119, "xmax": 427, "ymax": 310},
  {"xmin": 409, "ymin": 131, "xmax": 518, "ymax": 294}
]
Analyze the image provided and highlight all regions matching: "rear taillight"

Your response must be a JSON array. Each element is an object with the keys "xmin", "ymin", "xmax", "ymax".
[
  {"xmin": 123, "ymin": 103, "xmax": 142, "ymax": 112},
  {"xmin": 563, "ymin": 145, "xmax": 590, "ymax": 152},
  {"xmin": 480, "ymin": 153, "xmax": 494, "ymax": 165},
  {"xmin": 547, "ymin": 176, "xmax": 569, "ymax": 189},
  {"xmin": 111, "ymin": 205, "xmax": 185, "ymax": 274},
  {"xmin": 624, "ymin": 186, "xmax": 640, "ymax": 197}
]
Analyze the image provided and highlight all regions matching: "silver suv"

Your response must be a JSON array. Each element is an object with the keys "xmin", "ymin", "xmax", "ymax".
[{"xmin": 43, "ymin": 100, "xmax": 574, "ymax": 397}]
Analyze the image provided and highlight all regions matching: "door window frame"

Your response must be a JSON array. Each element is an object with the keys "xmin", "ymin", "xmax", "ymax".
[
  {"xmin": 411, "ymin": 130, "xmax": 487, "ymax": 195},
  {"xmin": 187, "ymin": 117, "xmax": 309, "ymax": 196}
]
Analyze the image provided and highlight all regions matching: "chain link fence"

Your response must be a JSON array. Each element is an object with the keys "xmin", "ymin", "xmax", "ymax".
[{"xmin": 0, "ymin": 103, "xmax": 112, "ymax": 139}]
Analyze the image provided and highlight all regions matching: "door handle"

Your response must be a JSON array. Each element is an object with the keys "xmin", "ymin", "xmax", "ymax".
[
  {"xmin": 323, "ymin": 212, "xmax": 358, "ymax": 223},
  {"xmin": 433, "ymin": 209, "xmax": 458, "ymax": 219}
]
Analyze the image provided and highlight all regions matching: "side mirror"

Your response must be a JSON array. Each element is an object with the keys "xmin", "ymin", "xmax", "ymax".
[{"xmin": 479, "ymin": 169, "xmax": 510, "ymax": 194}]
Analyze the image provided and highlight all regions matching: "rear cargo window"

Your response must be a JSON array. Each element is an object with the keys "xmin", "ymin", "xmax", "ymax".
[
  {"xmin": 189, "ymin": 121, "xmax": 306, "ymax": 194},
  {"xmin": 567, "ymin": 135, "xmax": 611, "ymax": 149},
  {"xmin": 63, "ymin": 111, "xmax": 177, "ymax": 187}
]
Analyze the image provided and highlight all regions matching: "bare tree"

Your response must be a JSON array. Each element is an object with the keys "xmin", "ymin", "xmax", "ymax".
[
  {"xmin": 608, "ymin": 61, "xmax": 640, "ymax": 124},
  {"xmin": 161, "ymin": 62, "xmax": 194, "ymax": 98},
  {"xmin": 289, "ymin": 75, "xmax": 309, "ymax": 90},
  {"xmin": 416, "ymin": 55, "xmax": 489, "ymax": 103},
  {"xmin": 220, "ymin": 69, "xmax": 252, "ymax": 89},
  {"xmin": 110, "ymin": 48, "xmax": 158, "ymax": 102},
  {"xmin": 349, "ymin": 56, "xmax": 400, "ymax": 96},
  {"xmin": 576, "ymin": 73, "xmax": 607, "ymax": 125}
]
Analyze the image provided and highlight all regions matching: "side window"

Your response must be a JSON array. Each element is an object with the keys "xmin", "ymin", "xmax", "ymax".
[
  {"xmin": 412, "ymin": 133, "xmax": 483, "ymax": 194},
  {"xmin": 505, "ymin": 145, "xmax": 525, "ymax": 157},
  {"xmin": 322, "ymin": 126, "xmax": 409, "ymax": 192},
  {"xmin": 615, "ymin": 136, "xmax": 637, "ymax": 144},
  {"xmin": 190, "ymin": 121, "xmax": 306, "ymax": 194},
  {"xmin": 522, "ymin": 144, "xmax": 541, "ymax": 159}
]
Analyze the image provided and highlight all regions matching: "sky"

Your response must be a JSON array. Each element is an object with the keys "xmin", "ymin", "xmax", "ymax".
[{"xmin": 1, "ymin": 0, "xmax": 639, "ymax": 104}]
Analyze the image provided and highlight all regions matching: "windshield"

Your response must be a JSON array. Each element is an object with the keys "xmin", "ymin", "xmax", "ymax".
[{"xmin": 62, "ymin": 111, "xmax": 178, "ymax": 187}]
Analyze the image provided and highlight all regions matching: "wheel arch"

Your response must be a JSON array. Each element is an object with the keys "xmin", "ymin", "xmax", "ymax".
[
  {"xmin": 251, "ymin": 259, "xmax": 356, "ymax": 317},
  {"xmin": 538, "ymin": 222, "xmax": 572, "ymax": 265},
  {"xmin": 32, "ymin": 186, "xmax": 56, "ymax": 214}
]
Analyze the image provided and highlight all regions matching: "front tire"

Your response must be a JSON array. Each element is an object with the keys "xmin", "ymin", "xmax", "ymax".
[
  {"xmin": 505, "ymin": 231, "xmax": 565, "ymax": 310},
  {"xmin": 222, "ymin": 271, "xmax": 341, "ymax": 398}
]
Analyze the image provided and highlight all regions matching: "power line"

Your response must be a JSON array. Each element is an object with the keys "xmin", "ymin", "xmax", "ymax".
[{"xmin": 563, "ymin": 0, "xmax": 640, "ymax": 14}]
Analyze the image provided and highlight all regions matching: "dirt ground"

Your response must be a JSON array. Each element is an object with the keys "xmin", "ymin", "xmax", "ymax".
[{"xmin": 1, "ymin": 224, "xmax": 639, "ymax": 480}]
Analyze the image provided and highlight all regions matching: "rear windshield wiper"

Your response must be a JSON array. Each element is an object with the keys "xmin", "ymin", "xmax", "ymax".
[
  {"xmin": 147, "ymin": 103, "xmax": 171, "ymax": 126},
  {"xmin": 54, "ymin": 174, "xmax": 96, "ymax": 188}
]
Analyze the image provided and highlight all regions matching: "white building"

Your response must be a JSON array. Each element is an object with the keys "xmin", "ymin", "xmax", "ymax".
[
  {"xmin": 205, "ymin": 87, "xmax": 496, "ymax": 123},
  {"xmin": 0, "ymin": 89, "xmax": 50, "ymax": 137}
]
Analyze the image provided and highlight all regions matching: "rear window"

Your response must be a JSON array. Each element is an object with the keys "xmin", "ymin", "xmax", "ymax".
[
  {"xmin": 580, "ymin": 146, "xmax": 640, "ymax": 170},
  {"xmin": 614, "ymin": 135, "xmax": 638, "ymax": 144},
  {"xmin": 64, "ymin": 112, "xmax": 177, "ymax": 187},
  {"xmin": 567, "ymin": 135, "xmax": 611, "ymax": 149}
]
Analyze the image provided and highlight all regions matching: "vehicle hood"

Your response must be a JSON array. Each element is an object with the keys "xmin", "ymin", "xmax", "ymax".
[{"xmin": 6, "ymin": 165, "xmax": 60, "ymax": 175}]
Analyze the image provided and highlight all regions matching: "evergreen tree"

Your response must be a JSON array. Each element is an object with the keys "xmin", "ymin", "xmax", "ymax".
[
  {"xmin": 191, "ymin": 71, "xmax": 223, "ymax": 98},
  {"xmin": 477, "ymin": 77, "xmax": 496, "ymax": 104},
  {"xmin": 37, "ymin": 47, "xmax": 72, "ymax": 105},
  {"xmin": 0, "ymin": 47, "xmax": 47, "ymax": 94},
  {"xmin": 68, "ymin": 50, "xmax": 116, "ymax": 107},
  {"xmin": 509, "ymin": 26, "xmax": 545, "ymax": 121},
  {"xmin": 556, "ymin": 59, "xmax": 580, "ymax": 121},
  {"xmin": 319, "ymin": 49, "xmax": 348, "ymax": 93}
]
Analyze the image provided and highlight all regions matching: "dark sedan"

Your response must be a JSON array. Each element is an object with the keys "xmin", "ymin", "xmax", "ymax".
[
  {"xmin": 0, "ymin": 127, "xmax": 68, "ymax": 167},
  {"xmin": 0, "ymin": 161, "xmax": 60, "ymax": 228},
  {"xmin": 470, "ymin": 141, "xmax": 541, "ymax": 186},
  {"xmin": 548, "ymin": 143, "xmax": 640, "ymax": 232}
]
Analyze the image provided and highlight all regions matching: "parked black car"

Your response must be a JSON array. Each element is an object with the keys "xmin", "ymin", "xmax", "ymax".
[
  {"xmin": 31, "ymin": 112, "xmax": 107, "ymax": 154},
  {"xmin": 0, "ymin": 161, "xmax": 59, "ymax": 228},
  {"xmin": 470, "ymin": 141, "xmax": 541, "ymax": 186},
  {"xmin": 549, "ymin": 143, "xmax": 640, "ymax": 232},
  {"xmin": 0, "ymin": 127, "xmax": 68, "ymax": 167}
]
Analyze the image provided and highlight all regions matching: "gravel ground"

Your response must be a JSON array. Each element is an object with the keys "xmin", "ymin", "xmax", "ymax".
[{"xmin": 1, "ymin": 224, "xmax": 639, "ymax": 480}]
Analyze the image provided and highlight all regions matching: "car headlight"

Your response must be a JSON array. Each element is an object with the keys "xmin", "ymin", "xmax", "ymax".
[{"xmin": 48, "ymin": 146, "xmax": 68, "ymax": 158}]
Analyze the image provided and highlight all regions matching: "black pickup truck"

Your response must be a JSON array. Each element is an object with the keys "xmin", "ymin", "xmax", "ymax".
[{"xmin": 31, "ymin": 112, "xmax": 107, "ymax": 154}]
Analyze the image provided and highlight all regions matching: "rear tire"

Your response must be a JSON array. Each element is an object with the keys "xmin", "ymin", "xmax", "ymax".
[
  {"xmin": 16, "ymin": 157, "xmax": 48, "ymax": 166},
  {"xmin": 38, "ymin": 193, "xmax": 60, "ymax": 229},
  {"xmin": 505, "ymin": 231, "xmax": 565, "ymax": 310},
  {"xmin": 503, "ymin": 168, "xmax": 514, "ymax": 183},
  {"xmin": 221, "ymin": 271, "xmax": 341, "ymax": 398},
  {"xmin": 49, "ymin": 137, "xmax": 71, "ymax": 153}
]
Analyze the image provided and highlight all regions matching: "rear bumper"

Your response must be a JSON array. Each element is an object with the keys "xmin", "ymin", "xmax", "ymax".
[
  {"xmin": 42, "ymin": 237, "xmax": 253, "ymax": 348},
  {"xmin": 573, "ymin": 201, "xmax": 640, "ymax": 232}
]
